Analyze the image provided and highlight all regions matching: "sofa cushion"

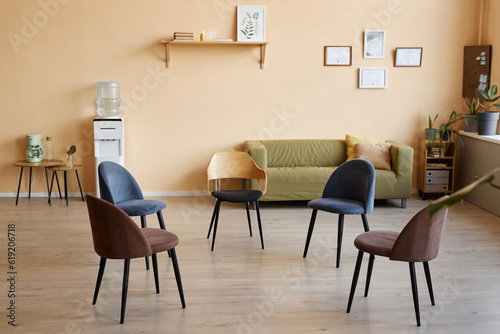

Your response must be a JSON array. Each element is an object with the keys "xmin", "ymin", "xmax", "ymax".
[
  {"xmin": 261, "ymin": 140, "xmax": 346, "ymax": 167},
  {"xmin": 346, "ymin": 134, "xmax": 385, "ymax": 161},
  {"xmin": 356, "ymin": 142, "xmax": 392, "ymax": 170}
]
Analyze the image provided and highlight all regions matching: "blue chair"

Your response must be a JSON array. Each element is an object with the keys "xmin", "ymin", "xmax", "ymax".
[
  {"xmin": 98, "ymin": 161, "xmax": 167, "ymax": 269},
  {"xmin": 303, "ymin": 159, "xmax": 376, "ymax": 268}
]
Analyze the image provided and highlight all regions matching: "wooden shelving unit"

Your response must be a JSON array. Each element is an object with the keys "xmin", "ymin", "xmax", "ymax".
[
  {"xmin": 160, "ymin": 40, "xmax": 269, "ymax": 69},
  {"xmin": 417, "ymin": 138, "xmax": 456, "ymax": 200}
]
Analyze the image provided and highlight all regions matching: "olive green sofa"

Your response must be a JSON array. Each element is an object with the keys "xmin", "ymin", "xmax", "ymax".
[{"xmin": 243, "ymin": 139, "xmax": 413, "ymax": 208}]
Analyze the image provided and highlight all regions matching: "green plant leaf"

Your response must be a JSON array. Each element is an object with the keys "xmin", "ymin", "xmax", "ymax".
[
  {"xmin": 489, "ymin": 84, "xmax": 498, "ymax": 98},
  {"xmin": 66, "ymin": 145, "xmax": 76, "ymax": 155},
  {"xmin": 477, "ymin": 88, "xmax": 490, "ymax": 100}
]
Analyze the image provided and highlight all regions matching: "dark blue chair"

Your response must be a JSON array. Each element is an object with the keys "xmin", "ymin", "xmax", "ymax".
[
  {"xmin": 303, "ymin": 159, "xmax": 376, "ymax": 268},
  {"xmin": 98, "ymin": 161, "xmax": 167, "ymax": 269}
]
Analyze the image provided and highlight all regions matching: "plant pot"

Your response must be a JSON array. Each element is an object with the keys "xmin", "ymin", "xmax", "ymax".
[
  {"xmin": 463, "ymin": 114, "xmax": 478, "ymax": 132},
  {"xmin": 477, "ymin": 111, "xmax": 500, "ymax": 135},
  {"xmin": 425, "ymin": 128, "xmax": 437, "ymax": 140}
]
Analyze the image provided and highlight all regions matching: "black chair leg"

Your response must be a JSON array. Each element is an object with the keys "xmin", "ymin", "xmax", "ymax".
[
  {"xmin": 255, "ymin": 200, "xmax": 264, "ymax": 249},
  {"xmin": 336, "ymin": 214, "xmax": 345, "ymax": 268},
  {"xmin": 120, "ymin": 259, "xmax": 130, "ymax": 324},
  {"xmin": 361, "ymin": 214, "xmax": 370, "ymax": 232},
  {"xmin": 152, "ymin": 253, "xmax": 160, "ymax": 293},
  {"xmin": 207, "ymin": 200, "xmax": 218, "ymax": 238},
  {"xmin": 211, "ymin": 200, "xmax": 221, "ymax": 251},
  {"xmin": 92, "ymin": 257, "xmax": 107, "ymax": 305},
  {"xmin": 347, "ymin": 250, "xmax": 364, "ymax": 313},
  {"xmin": 157, "ymin": 210, "xmax": 166, "ymax": 230},
  {"xmin": 365, "ymin": 254, "xmax": 375, "ymax": 297},
  {"xmin": 141, "ymin": 216, "xmax": 149, "ymax": 270},
  {"xmin": 409, "ymin": 262, "xmax": 421, "ymax": 326},
  {"xmin": 423, "ymin": 261, "xmax": 435, "ymax": 306},
  {"xmin": 303, "ymin": 209, "xmax": 318, "ymax": 258},
  {"xmin": 245, "ymin": 202, "xmax": 253, "ymax": 237},
  {"xmin": 169, "ymin": 248, "xmax": 186, "ymax": 308}
]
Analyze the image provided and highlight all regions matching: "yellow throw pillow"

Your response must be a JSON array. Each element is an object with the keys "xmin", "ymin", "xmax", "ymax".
[
  {"xmin": 345, "ymin": 134, "xmax": 385, "ymax": 161},
  {"xmin": 355, "ymin": 142, "xmax": 392, "ymax": 170}
]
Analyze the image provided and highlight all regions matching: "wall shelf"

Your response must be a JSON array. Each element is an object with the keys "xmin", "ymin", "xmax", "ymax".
[{"xmin": 160, "ymin": 40, "xmax": 268, "ymax": 69}]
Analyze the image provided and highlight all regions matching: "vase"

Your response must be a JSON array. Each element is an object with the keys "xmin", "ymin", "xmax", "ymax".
[
  {"xmin": 477, "ymin": 111, "xmax": 500, "ymax": 135},
  {"xmin": 66, "ymin": 154, "xmax": 73, "ymax": 167},
  {"xmin": 463, "ymin": 114, "xmax": 478, "ymax": 132}
]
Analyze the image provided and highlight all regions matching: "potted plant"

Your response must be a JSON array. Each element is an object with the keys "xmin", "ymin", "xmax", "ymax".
[
  {"xmin": 476, "ymin": 84, "xmax": 500, "ymax": 135},
  {"xmin": 464, "ymin": 96, "xmax": 479, "ymax": 132},
  {"xmin": 426, "ymin": 111, "xmax": 464, "ymax": 157},
  {"xmin": 425, "ymin": 113, "xmax": 438, "ymax": 139}
]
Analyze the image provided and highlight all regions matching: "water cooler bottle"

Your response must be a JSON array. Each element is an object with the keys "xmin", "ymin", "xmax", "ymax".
[{"xmin": 94, "ymin": 82, "xmax": 124, "ymax": 197}]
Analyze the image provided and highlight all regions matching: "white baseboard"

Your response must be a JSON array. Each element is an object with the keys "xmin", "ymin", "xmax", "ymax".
[{"xmin": 0, "ymin": 191, "xmax": 208, "ymax": 198}]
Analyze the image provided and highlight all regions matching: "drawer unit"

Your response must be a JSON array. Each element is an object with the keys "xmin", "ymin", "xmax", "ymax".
[
  {"xmin": 425, "ymin": 184, "xmax": 449, "ymax": 192},
  {"xmin": 426, "ymin": 170, "xmax": 450, "ymax": 179},
  {"xmin": 426, "ymin": 177, "xmax": 449, "ymax": 185}
]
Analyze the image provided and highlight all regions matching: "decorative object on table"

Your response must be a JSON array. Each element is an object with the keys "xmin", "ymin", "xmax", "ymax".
[
  {"xmin": 237, "ymin": 5, "xmax": 266, "ymax": 42},
  {"xmin": 96, "ymin": 82, "xmax": 121, "ymax": 118},
  {"xmin": 45, "ymin": 136, "xmax": 54, "ymax": 160},
  {"xmin": 173, "ymin": 32, "xmax": 194, "ymax": 41},
  {"xmin": 425, "ymin": 113, "xmax": 438, "ymax": 140},
  {"xmin": 363, "ymin": 30, "xmax": 385, "ymax": 59},
  {"xmin": 200, "ymin": 30, "xmax": 205, "ymax": 41},
  {"xmin": 476, "ymin": 84, "xmax": 500, "ymax": 135},
  {"xmin": 394, "ymin": 47, "xmax": 423, "ymax": 67},
  {"xmin": 462, "ymin": 45, "xmax": 491, "ymax": 98},
  {"xmin": 26, "ymin": 134, "xmax": 45, "ymax": 162},
  {"xmin": 324, "ymin": 46, "xmax": 352, "ymax": 66},
  {"xmin": 463, "ymin": 96, "xmax": 480, "ymax": 132},
  {"xmin": 206, "ymin": 28, "xmax": 217, "ymax": 40},
  {"xmin": 66, "ymin": 145, "xmax": 76, "ymax": 167},
  {"xmin": 359, "ymin": 68, "xmax": 387, "ymax": 88}
]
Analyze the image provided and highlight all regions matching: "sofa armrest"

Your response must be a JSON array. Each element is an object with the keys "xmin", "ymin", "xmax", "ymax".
[
  {"xmin": 243, "ymin": 140, "xmax": 267, "ymax": 170},
  {"xmin": 386, "ymin": 140, "xmax": 414, "ymax": 198}
]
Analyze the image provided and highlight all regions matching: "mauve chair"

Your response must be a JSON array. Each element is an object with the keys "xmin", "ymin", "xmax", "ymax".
[
  {"xmin": 303, "ymin": 159, "xmax": 376, "ymax": 268},
  {"xmin": 206, "ymin": 151, "xmax": 267, "ymax": 251},
  {"xmin": 98, "ymin": 161, "xmax": 167, "ymax": 269},
  {"xmin": 86, "ymin": 194, "xmax": 185, "ymax": 324},
  {"xmin": 346, "ymin": 202, "xmax": 449, "ymax": 326}
]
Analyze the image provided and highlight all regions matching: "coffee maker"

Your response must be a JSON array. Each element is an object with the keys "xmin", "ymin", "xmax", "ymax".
[{"xmin": 26, "ymin": 134, "xmax": 45, "ymax": 162}]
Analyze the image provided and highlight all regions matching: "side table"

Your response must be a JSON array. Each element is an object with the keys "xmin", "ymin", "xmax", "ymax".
[
  {"xmin": 48, "ymin": 164, "xmax": 84, "ymax": 206},
  {"xmin": 13, "ymin": 159, "xmax": 64, "ymax": 205}
]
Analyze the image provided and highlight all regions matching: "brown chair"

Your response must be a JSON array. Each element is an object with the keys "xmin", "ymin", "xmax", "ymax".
[
  {"xmin": 207, "ymin": 151, "xmax": 267, "ymax": 251},
  {"xmin": 85, "ymin": 194, "xmax": 185, "ymax": 324},
  {"xmin": 346, "ymin": 203, "xmax": 449, "ymax": 326}
]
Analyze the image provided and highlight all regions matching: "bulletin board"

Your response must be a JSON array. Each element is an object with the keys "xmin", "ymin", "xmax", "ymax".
[{"xmin": 462, "ymin": 45, "xmax": 491, "ymax": 98}]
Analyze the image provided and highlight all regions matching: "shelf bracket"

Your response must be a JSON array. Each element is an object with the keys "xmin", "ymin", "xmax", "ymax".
[{"xmin": 260, "ymin": 44, "xmax": 266, "ymax": 69}]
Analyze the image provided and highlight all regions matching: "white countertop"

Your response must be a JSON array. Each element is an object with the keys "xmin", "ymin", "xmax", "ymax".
[{"xmin": 459, "ymin": 131, "xmax": 500, "ymax": 145}]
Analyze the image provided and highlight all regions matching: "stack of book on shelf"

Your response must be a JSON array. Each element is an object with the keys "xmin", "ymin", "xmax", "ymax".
[
  {"xmin": 173, "ymin": 32, "xmax": 193, "ymax": 41},
  {"xmin": 429, "ymin": 147, "xmax": 444, "ymax": 158}
]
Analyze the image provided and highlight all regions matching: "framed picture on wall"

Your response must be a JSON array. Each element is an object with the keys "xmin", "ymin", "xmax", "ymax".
[
  {"xmin": 395, "ymin": 47, "xmax": 423, "ymax": 67},
  {"xmin": 359, "ymin": 68, "xmax": 387, "ymax": 88},
  {"xmin": 364, "ymin": 30, "xmax": 385, "ymax": 59},
  {"xmin": 324, "ymin": 46, "xmax": 352, "ymax": 66},
  {"xmin": 237, "ymin": 6, "xmax": 266, "ymax": 42}
]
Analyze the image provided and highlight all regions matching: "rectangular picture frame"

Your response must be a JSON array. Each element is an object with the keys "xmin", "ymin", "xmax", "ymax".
[
  {"xmin": 364, "ymin": 30, "xmax": 385, "ymax": 59},
  {"xmin": 237, "ymin": 6, "xmax": 266, "ymax": 42},
  {"xmin": 359, "ymin": 68, "xmax": 387, "ymax": 88},
  {"xmin": 324, "ymin": 46, "xmax": 352, "ymax": 66},
  {"xmin": 395, "ymin": 47, "xmax": 423, "ymax": 67}
]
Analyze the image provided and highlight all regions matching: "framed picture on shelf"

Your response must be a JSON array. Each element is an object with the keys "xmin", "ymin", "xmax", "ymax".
[
  {"xmin": 394, "ymin": 47, "xmax": 423, "ymax": 67},
  {"xmin": 237, "ymin": 6, "xmax": 266, "ymax": 42},
  {"xmin": 359, "ymin": 68, "xmax": 387, "ymax": 88},
  {"xmin": 324, "ymin": 46, "xmax": 352, "ymax": 66},
  {"xmin": 364, "ymin": 30, "xmax": 385, "ymax": 59}
]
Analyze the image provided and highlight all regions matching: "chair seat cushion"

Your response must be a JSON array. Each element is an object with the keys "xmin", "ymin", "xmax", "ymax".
[
  {"xmin": 308, "ymin": 198, "xmax": 366, "ymax": 214},
  {"xmin": 141, "ymin": 228, "xmax": 179, "ymax": 254},
  {"xmin": 212, "ymin": 190, "xmax": 263, "ymax": 202},
  {"xmin": 354, "ymin": 230, "xmax": 399, "ymax": 257},
  {"xmin": 116, "ymin": 199, "xmax": 166, "ymax": 217}
]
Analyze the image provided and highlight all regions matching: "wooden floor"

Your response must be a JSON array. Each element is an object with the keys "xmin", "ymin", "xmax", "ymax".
[{"xmin": 2, "ymin": 195, "xmax": 500, "ymax": 333}]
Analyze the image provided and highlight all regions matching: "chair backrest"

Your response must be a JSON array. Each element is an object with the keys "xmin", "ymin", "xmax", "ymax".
[
  {"xmin": 98, "ymin": 161, "xmax": 144, "ymax": 204},
  {"xmin": 321, "ymin": 159, "xmax": 376, "ymax": 213},
  {"xmin": 207, "ymin": 151, "xmax": 267, "ymax": 194},
  {"xmin": 85, "ymin": 194, "xmax": 152, "ymax": 259},
  {"xmin": 390, "ymin": 203, "xmax": 449, "ymax": 262}
]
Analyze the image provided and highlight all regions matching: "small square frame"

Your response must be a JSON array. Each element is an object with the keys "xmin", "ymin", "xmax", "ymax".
[
  {"xmin": 237, "ymin": 6, "xmax": 266, "ymax": 42},
  {"xmin": 395, "ymin": 47, "xmax": 423, "ymax": 67},
  {"xmin": 324, "ymin": 46, "xmax": 352, "ymax": 66},
  {"xmin": 359, "ymin": 68, "xmax": 387, "ymax": 88}
]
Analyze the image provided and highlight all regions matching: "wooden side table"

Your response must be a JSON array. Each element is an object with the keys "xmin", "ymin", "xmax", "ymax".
[
  {"xmin": 48, "ymin": 164, "xmax": 84, "ymax": 206},
  {"xmin": 13, "ymin": 159, "xmax": 64, "ymax": 205}
]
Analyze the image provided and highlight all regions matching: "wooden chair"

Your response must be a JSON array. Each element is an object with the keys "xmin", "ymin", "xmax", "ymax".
[{"xmin": 206, "ymin": 151, "xmax": 267, "ymax": 251}]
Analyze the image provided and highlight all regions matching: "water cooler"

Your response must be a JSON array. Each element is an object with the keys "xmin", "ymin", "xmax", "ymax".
[{"xmin": 94, "ymin": 82, "xmax": 124, "ymax": 197}]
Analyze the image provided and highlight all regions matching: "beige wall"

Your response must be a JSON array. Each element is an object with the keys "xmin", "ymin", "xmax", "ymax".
[{"xmin": 0, "ymin": 0, "xmax": 486, "ymax": 194}]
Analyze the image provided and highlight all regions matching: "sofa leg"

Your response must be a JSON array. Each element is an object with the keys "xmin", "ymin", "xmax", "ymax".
[{"xmin": 401, "ymin": 199, "xmax": 407, "ymax": 209}]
